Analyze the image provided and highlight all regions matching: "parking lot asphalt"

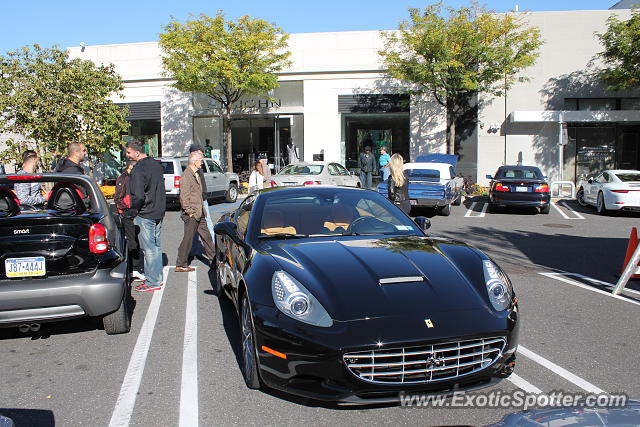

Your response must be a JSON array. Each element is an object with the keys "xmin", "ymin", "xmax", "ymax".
[{"xmin": 1, "ymin": 194, "xmax": 639, "ymax": 426}]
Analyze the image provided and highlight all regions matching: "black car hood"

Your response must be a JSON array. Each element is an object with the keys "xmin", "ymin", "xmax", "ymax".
[{"xmin": 264, "ymin": 236, "xmax": 490, "ymax": 322}]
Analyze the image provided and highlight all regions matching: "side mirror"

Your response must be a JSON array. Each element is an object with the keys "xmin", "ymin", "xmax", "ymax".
[
  {"xmin": 413, "ymin": 216, "xmax": 431, "ymax": 231},
  {"xmin": 214, "ymin": 221, "xmax": 245, "ymax": 247},
  {"xmin": 587, "ymin": 177, "xmax": 593, "ymax": 184},
  {"xmin": 485, "ymin": 175, "xmax": 493, "ymax": 180}
]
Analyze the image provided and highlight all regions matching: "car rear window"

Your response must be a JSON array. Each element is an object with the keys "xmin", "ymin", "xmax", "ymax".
[
  {"xmin": 279, "ymin": 165, "xmax": 323, "ymax": 175},
  {"xmin": 616, "ymin": 173, "xmax": 640, "ymax": 182},
  {"xmin": 496, "ymin": 168, "xmax": 542, "ymax": 179},
  {"xmin": 406, "ymin": 169, "xmax": 440, "ymax": 180},
  {"xmin": 161, "ymin": 162, "xmax": 174, "ymax": 174}
]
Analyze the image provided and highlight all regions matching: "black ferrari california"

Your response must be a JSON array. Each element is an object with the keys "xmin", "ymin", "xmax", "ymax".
[{"xmin": 214, "ymin": 186, "xmax": 518, "ymax": 404}]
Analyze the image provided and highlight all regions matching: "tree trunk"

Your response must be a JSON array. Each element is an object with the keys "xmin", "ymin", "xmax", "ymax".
[
  {"xmin": 223, "ymin": 110, "xmax": 233, "ymax": 172},
  {"xmin": 446, "ymin": 98, "xmax": 456, "ymax": 155}
]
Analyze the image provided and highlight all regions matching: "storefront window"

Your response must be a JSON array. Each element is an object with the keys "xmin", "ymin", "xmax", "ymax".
[{"xmin": 343, "ymin": 113, "xmax": 409, "ymax": 173}]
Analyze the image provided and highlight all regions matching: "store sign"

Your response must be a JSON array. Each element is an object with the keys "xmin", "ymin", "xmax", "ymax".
[{"xmin": 192, "ymin": 81, "xmax": 303, "ymax": 113}]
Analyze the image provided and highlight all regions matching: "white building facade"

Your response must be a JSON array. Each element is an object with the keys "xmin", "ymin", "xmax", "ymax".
[{"xmin": 66, "ymin": 4, "xmax": 640, "ymax": 185}]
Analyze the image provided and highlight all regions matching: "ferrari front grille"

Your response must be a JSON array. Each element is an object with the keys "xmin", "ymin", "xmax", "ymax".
[{"xmin": 343, "ymin": 337, "xmax": 506, "ymax": 384}]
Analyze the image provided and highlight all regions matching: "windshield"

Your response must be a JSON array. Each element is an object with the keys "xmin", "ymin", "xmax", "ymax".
[
  {"xmin": 406, "ymin": 169, "xmax": 440, "ymax": 180},
  {"xmin": 615, "ymin": 173, "xmax": 640, "ymax": 182},
  {"xmin": 254, "ymin": 187, "xmax": 421, "ymax": 239},
  {"xmin": 278, "ymin": 164, "xmax": 323, "ymax": 175}
]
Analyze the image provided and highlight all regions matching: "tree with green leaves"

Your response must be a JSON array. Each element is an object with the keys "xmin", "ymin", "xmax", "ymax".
[
  {"xmin": 0, "ymin": 44, "xmax": 129, "ymax": 170},
  {"xmin": 379, "ymin": 2, "xmax": 542, "ymax": 155},
  {"xmin": 159, "ymin": 12, "xmax": 291, "ymax": 171},
  {"xmin": 597, "ymin": 9, "xmax": 640, "ymax": 91}
]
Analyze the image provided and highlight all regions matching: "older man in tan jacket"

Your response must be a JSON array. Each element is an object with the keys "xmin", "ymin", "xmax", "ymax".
[{"xmin": 175, "ymin": 152, "xmax": 214, "ymax": 272}]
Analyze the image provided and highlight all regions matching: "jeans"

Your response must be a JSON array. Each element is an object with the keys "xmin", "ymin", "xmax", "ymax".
[
  {"xmin": 134, "ymin": 216, "xmax": 163, "ymax": 286},
  {"xmin": 381, "ymin": 166, "xmax": 390, "ymax": 183},
  {"xmin": 360, "ymin": 171, "xmax": 373, "ymax": 189}
]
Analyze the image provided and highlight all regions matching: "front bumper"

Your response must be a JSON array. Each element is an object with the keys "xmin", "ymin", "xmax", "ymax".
[
  {"xmin": 251, "ymin": 303, "xmax": 518, "ymax": 404},
  {"xmin": 0, "ymin": 261, "xmax": 127, "ymax": 326}
]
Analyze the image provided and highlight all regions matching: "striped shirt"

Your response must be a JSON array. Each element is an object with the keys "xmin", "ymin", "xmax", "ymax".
[{"xmin": 14, "ymin": 170, "xmax": 45, "ymax": 206}]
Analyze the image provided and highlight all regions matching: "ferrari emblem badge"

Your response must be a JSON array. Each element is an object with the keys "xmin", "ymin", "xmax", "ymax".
[{"xmin": 424, "ymin": 319, "xmax": 434, "ymax": 328}]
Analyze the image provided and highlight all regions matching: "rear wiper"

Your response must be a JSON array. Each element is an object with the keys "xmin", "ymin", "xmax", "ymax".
[{"xmin": 257, "ymin": 233, "xmax": 309, "ymax": 239}]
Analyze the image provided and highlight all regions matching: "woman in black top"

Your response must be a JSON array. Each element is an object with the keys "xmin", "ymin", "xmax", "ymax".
[{"xmin": 387, "ymin": 153, "xmax": 410, "ymax": 214}]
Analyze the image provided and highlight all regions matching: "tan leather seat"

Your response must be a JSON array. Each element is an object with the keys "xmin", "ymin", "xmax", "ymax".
[
  {"xmin": 324, "ymin": 203, "xmax": 355, "ymax": 231},
  {"xmin": 261, "ymin": 209, "xmax": 297, "ymax": 235}
]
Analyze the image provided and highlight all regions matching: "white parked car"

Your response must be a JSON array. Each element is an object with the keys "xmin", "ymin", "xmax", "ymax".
[
  {"xmin": 577, "ymin": 169, "xmax": 640, "ymax": 214},
  {"xmin": 270, "ymin": 161, "xmax": 361, "ymax": 188}
]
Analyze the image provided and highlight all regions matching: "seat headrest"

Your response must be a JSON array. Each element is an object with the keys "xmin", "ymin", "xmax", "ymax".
[
  {"xmin": 46, "ymin": 183, "xmax": 86, "ymax": 213},
  {"xmin": 332, "ymin": 203, "xmax": 354, "ymax": 224},
  {"xmin": 0, "ymin": 186, "xmax": 20, "ymax": 215},
  {"xmin": 262, "ymin": 209, "xmax": 284, "ymax": 229}
]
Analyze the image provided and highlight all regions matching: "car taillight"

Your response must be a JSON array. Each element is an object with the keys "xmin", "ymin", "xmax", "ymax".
[
  {"xmin": 611, "ymin": 189, "xmax": 629, "ymax": 193},
  {"xmin": 534, "ymin": 184, "xmax": 550, "ymax": 193},
  {"xmin": 174, "ymin": 176, "xmax": 180, "ymax": 189},
  {"xmin": 494, "ymin": 183, "xmax": 509, "ymax": 192},
  {"xmin": 270, "ymin": 180, "xmax": 277, "ymax": 187},
  {"xmin": 303, "ymin": 181, "xmax": 321, "ymax": 186},
  {"xmin": 89, "ymin": 224, "xmax": 108, "ymax": 254}
]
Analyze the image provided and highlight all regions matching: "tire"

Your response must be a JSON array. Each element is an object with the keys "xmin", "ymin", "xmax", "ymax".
[
  {"xmin": 439, "ymin": 203, "xmax": 451, "ymax": 216},
  {"xmin": 103, "ymin": 285, "xmax": 131, "ymax": 335},
  {"xmin": 226, "ymin": 183, "xmax": 238, "ymax": 203},
  {"xmin": 240, "ymin": 292, "xmax": 261, "ymax": 389},
  {"xmin": 452, "ymin": 194, "xmax": 462, "ymax": 206},
  {"xmin": 540, "ymin": 204, "xmax": 550, "ymax": 214},
  {"xmin": 596, "ymin": 192, "xmax": 607, "ymax": 215},
  {"xmin": 576, "ymin": 188, "xmax": 587, "ymax": 207}
]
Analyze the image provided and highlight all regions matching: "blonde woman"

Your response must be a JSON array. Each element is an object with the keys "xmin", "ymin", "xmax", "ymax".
[{"xmin": 387, "ymin": 153, "xmax": 410, "ymax": 214}]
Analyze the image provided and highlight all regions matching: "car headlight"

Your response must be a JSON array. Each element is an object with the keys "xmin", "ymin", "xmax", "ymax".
[
  {"xmin": 482, "ymin": 260, "xmax": 514, "ymax": 311},
  {"xmin": 271, "ymin": 271, "xmax": 333, "ymax": 327}
]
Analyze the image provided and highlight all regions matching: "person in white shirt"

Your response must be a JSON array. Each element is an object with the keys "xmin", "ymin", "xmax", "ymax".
[{"xmin": 248, "ymin": 160, "xmax": 264, "ymax": 193}]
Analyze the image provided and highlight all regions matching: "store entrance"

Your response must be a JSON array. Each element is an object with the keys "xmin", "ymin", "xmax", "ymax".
[
  {"xmin": 343, "ymin": 113, "xmax": 410, "ymax": 173},
  {"xmin": 230, "ymin": 115, "xmax": 292, "ymax": 174}
]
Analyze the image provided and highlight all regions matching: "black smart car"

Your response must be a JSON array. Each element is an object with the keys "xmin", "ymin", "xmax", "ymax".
[
  {"xmin": 214, "ymin": 186, "xmax": 519, "ymax": 404},
  {"xmin": 487, "ymin": 166, "xmax": 551, "ymax": 214},
  {"xmin": 0, "ymin": 174, "xmax": 130, "ymax": 335}
]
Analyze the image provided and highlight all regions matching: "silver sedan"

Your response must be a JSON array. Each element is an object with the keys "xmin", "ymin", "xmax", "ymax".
[{"xmin": 271, "ymin": 161, "xmax": 361, "ymax": 188}]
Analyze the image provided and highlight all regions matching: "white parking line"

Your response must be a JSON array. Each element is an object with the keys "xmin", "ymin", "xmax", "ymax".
[
  {"xmin": 507, "ymin": 373, "xmax": 542, "ymax": 394},
  {"xmin": 551, "ymin": 201, "xmax": 584, "ymax": 220},
  {"xmin": 539, "ymin": 272, "xmax": 640, "ymax": 307},
  {"xmin": 179, "ymin": 268, "xmax": 199, "ymax": 427},
  {"xmin": 109, "ymin": 266, "xmax": 170, "ymax": 427},
  {"xmin": 518, "ymin": 345, "xmax": 605, "ymax": 394},
  {"xmin": 464, "ymin": 202, "xmax": 487, "ymax": 218},
  {"xmin": 559, "ymin": 201, "xmax": 585, "ymax": 219}
]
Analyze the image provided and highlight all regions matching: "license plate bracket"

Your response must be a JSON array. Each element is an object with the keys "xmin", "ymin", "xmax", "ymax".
[{"xmin": 4, "ymin": 256, "xmax": 46, "ymax": 278}]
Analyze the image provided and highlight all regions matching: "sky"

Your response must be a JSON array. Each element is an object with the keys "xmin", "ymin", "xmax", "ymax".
[{"xmin": 0, "ymin": 0, "xmax": 619, "ymax": 54}]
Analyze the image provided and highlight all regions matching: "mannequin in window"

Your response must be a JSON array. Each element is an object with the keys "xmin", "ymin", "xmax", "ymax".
[{"xmin": 287, "ymin": 139, "xmax": 299, "ymax": 165}]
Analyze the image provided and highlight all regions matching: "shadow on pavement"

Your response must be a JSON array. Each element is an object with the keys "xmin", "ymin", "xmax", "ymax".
[{"xmin": 433, "ymin": 225, "xmax": 632, "ymax": 287}]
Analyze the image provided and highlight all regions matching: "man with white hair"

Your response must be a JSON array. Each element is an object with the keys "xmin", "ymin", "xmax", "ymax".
[{"xmin": 175, "ymin": 151, "xmax": 214, "ymax": 272}]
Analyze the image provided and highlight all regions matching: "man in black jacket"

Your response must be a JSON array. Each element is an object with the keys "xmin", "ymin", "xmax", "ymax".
[
  {"xmin": 55, "ymin": 143, "xmax": 87, "ymax": 174},
  {"xmin": 358, "ymin": 145, "xmax": 377, "ymax": 189},
  {"xmin": 125, "ymin": 140, "xmax": 166, "ymax": 292}
]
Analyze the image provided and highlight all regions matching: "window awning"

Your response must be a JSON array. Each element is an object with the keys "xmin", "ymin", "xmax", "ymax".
[{"xmin": 510, "ymin": 110, "xmax": 640, "ymax": 123}]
